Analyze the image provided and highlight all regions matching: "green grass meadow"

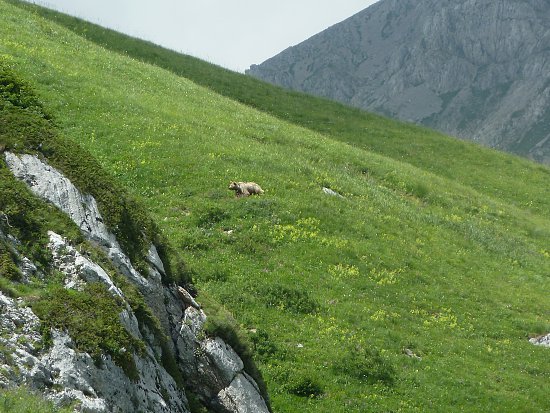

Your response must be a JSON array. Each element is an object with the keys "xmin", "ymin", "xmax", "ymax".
[
  {"xmin": 6, "ymin": 0, "xmax": 548, "ymax": 222},
  {"xmin": 0, "ymin": 1, "xmax": 549, "ymax": 412}
]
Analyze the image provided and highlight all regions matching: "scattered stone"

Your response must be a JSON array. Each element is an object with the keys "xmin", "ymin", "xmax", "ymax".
[
  {"xmin": 404, "ymin": 348, "xmax": 422, "ymax": 360},
  {"xmin": 529, "ymin": 334, "xmax": 550, "ymax": 348},
  {"xmin": 216, "ymin": 373, "xmax": 270, "ymax": 413},
  {"xmin": 322, "ymin": 187, "xmax": 344, "ymax": 198},
  {"xmin": 177, "ymin": 286, "xmax": 201, "ymax": 310},
  {"xmin": 147, "ymin": 244, "xmax": 166, "ymax": 276},
  {"xmin": 203, "ymin": 337, "xmax": 244, "ymax": 384},
  {"xmin": 19, "ymin": 257, "xmax": 39, "ymax": 282}
]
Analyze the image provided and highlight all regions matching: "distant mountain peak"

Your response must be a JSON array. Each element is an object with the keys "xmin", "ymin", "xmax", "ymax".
[{"xmin": 247, "ymin": 0, "xmax": 550, "ymax": 164}]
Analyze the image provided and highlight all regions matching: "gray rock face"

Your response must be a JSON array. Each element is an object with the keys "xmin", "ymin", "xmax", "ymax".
[
  {"xmin": 3, "ymin": 153, "xmax": 270, "ymax": 413},
  {"xmin": 0, "ymin": 291, "xmax": 43, "ymax": 389},
  {"xmin": 4, "ymin": 152, "xmax": 117, "ymax": 247},
  {"xmin": 48, "ymin": 231, "xmax": 124, "ymax": 296},
  {"xmin": 216, "ymin": 374, "xmax": 270, "ymax": 413},
  {"xmin": 174, "ymin": 307, "xmax": 270, "ymax": 413},
  {"xmin": 247, "ymin": 0, "xmax": 550, "ymax": 164},
  {"xmin": 41, "ymin": 330, "xmax": 188, "ymax": 413},
  {"xmin": 1, "ymin": 229, "xmax": 188, "ymax": 413},
  {"xmin": 0, "ymin": 290, "xmax": 188, "ymax": 413},
  {"xmin": 4, "ymin": 152, "xmax": 151, "ymax": 289}
]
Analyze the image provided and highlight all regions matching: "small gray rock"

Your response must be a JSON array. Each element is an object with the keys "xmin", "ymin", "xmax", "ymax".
[
  {"xmin": 322, "ymin": 187, "xmax": 344, "ymax": 198},
  {"xmin": 530, "ymin": 334, "xmax": 550, "ymax": 348}
]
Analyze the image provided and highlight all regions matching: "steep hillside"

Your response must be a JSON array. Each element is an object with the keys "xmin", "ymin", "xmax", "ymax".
[
  {"xmin": 0, "ymin": 55, "xmax": 269, "ymax": 412},
  {"xmin": 8, "ymin": 0, "xmax": 550, "ymax": 222},
  {"xmin": 247, "ymin": 0, "xmax": 550, "ymax": 164},
  {"xmin": 1, "ymin": 1, "xmax": 549, "ymax": 412},
  {"xmin": 6, "ymin": 0, "xmax": 549, "ymax": 223}
]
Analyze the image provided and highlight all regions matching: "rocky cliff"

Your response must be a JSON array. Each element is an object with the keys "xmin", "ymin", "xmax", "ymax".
[
  {"xmin": 0, "ymin": 59, "xmax": 271, "ymax": 412},
  {"xmin": 0, "ymin": 151, "xmax": 270, "ymax": 413},
  {"xmin": 247, "ymin": 0, "xmax": 550, "ymax": 164}
]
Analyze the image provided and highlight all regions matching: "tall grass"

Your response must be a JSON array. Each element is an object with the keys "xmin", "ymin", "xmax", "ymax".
[{"xmin": 0, "ymin": 388, "xmax": 73, "ymax": 413}]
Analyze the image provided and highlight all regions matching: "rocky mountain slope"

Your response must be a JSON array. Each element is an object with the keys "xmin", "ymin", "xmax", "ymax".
[
  {"xmin": 247, "ymin": 0, "xmax": 550, "ymax": 164},
  {"xmin": 0, "ymin": 64, "xmax": 269, "ymax": 413}
]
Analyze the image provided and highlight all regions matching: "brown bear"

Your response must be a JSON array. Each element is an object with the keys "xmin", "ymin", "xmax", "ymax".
[{"xmin": 228, "ymin": 181, "xmax": 264, "ymax": 197}]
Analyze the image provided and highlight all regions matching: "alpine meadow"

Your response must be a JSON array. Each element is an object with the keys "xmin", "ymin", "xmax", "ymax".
[{"xmin": 0, "ymin": 1, "xmax": 549, "ymax": 412}]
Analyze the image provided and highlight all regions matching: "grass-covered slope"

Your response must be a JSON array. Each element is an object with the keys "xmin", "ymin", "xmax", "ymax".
[
  {"xmin": 1, "ymin": 1, "xmax": 549, "ymax": 412},
  {"xmin": 0, "ymin": 58, "xmax": 197, "ymax": 408},
  {"xmin": 6, "ymin": 0, "xmax": 550, "ymax": 222}
]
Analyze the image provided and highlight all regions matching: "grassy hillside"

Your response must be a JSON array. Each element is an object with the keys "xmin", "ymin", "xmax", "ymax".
[
  {"xmin": 1, "ymin": 1, "xmax": 549, "ymax": 412},
  {"xmin": 0, "ymin": 56, "xmax": 204, "ymax": 410},
  {"xmin": 6, "ymin": 0, "xmax": 550, "ymax": 222}
]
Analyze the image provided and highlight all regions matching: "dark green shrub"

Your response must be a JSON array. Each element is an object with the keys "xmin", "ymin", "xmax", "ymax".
[
  {"xmin": 0, "ymin": 60, "xmax": 47, "ymax": 117},
  {"xmin": 335, "ymin": 347, "xmax": 396, "ymax": 386},
  {"xmin": 160, "ymin": 341, "xmax": 185, "ymax": 389},
  {"xmin": 202, "ymin": 267, "xmax": 229, "ymax": 283},
  {"xmin": 409, "ymin": 182, "xmax": 430, "ymax": 200},
  {"xmin": 239, "ymin": 199, "xmax": 278, "ymax": 220},
  {"xmin": 186, "ymin": 391, "xmax": 210, "ymax": 413},
  {"xmin": 283, "ymin": 374, "xmax": 324, "ymax": 398},
  {"xmin": 197, "ymin": 207, "xmax": 229, "ymax": 229},
  {"xmin": 178, "ymin": 228, "xmax": 215, "ymax": 252},
  {"xmin": 0, "ymin": 387, "xmax": 73, "ymax": 413},
  {"xmin": 248, "ymin": 329, "xmax": 279, "ymax": 361},
  {"xmin": 0, "ymin": 245, "xmax": 21, "ymax": 282},
  {"xmin": 0, "ymin": 277, "xmax": 21, "ymax": 298},
  {"xmin": 154, "ymin": 238, "xmax": 193, "ymax": 287},
  {"xmin": 260, "ymin": 285, "xmax": 318, "ymax": 314}
]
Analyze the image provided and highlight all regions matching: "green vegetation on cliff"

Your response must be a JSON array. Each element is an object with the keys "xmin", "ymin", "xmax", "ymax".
[
  {"xmin": 0, "ymin": 56, "xmax": 193, "ymax": 404},
  {"xmin": 0, "ymin": 46, "xmax": 263, "ymax": 411},
  {"xmin": 0, "ymin": 387, "xmax": 73, "ymax": 413},
  {"xmin": 0, "ymin": 59, "xmax": 188, "ymax": 285},
  {"xmin": 1, "ymin": 1, "xmax": 549, "ymax": 412}
]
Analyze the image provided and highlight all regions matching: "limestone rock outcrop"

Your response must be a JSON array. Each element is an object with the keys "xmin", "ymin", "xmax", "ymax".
[
  {"xmin": 1, "ymin": 152, "xmax": 270, "ymax": 413},
  {"xmin": 247, "ymin": 0, "xmax": 550, "ymax": 164}
]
